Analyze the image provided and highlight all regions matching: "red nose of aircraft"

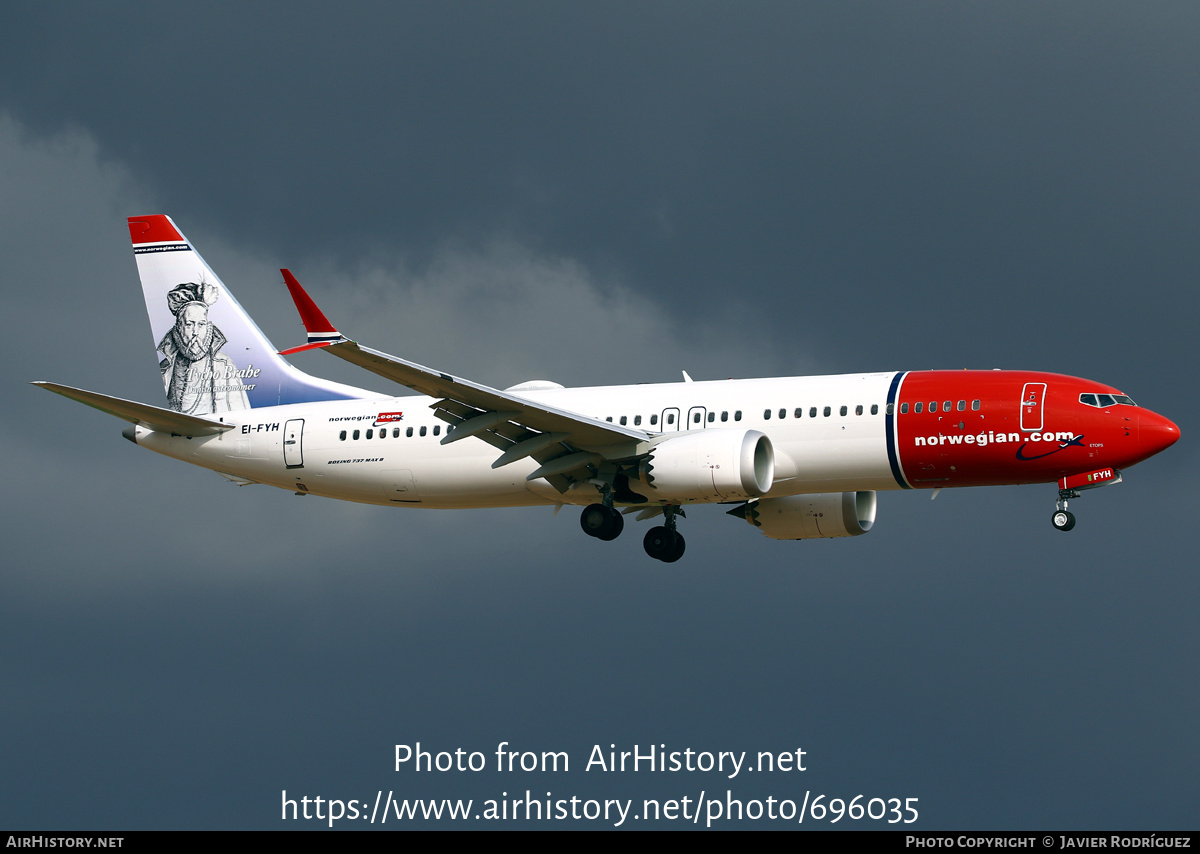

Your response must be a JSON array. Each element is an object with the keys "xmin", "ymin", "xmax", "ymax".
[{"xmin": 1140, "ymin": 410, "xmax": 1181, "ymax": 459}]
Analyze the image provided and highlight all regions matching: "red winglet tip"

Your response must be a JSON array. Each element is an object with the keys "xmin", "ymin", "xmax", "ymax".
[{"xmin": 281, "ymin": 269, "xmax": 339, "ymax": 335}]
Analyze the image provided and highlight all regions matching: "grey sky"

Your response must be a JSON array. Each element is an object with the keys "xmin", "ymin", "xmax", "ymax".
[{"xmin": 1, "ymin": 2, "xmax": 1197, "ymax": 829}]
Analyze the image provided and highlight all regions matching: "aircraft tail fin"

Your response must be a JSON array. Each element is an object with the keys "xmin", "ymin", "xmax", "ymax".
[{"xmin": 128, "ymin": 215, "xmax": 374, "ymax": 414}]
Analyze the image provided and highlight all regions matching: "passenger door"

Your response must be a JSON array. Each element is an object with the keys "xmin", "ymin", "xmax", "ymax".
[
  {"xmin": 1020, "ymin": 383, "xmax": 1046, "ymax": 432},
  {"xmin": 283, "ymin": 419, "xmax": 305, "ymax": 468}
]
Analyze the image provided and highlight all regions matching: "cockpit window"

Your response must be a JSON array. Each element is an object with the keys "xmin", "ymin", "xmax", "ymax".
[{"xmin": 1079, "ymin": 392, "xmax": 1137, "ymax": 408}]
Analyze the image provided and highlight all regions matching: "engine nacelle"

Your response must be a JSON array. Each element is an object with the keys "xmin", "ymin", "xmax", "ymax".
[
  {"xmin": 736, "ymin": 491, "xmax": 877, "ymax": 540},
  {"xmin": 637, "ymin": 429, "xmax": 774, "ymax": 502}
]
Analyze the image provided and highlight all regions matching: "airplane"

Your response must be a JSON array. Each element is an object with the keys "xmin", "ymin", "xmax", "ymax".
[{"xmin": 35, "ymin": 215, "xmax": 1180, "ymax": 562}]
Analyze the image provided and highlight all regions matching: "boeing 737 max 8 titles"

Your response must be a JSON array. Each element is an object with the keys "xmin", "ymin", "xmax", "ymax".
[{"xmin": 35, "ymin": 216, "xmax": 1180, "ymax": 562}]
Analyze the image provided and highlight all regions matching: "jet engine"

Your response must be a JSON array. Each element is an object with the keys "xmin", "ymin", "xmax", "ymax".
[
  {"xmin": 634, "ymin": 429, "xmax": 774, "ymax": 502},
  {"xmin": 731, "ymin": 491, "xmax": 877, "ymax": 540}
]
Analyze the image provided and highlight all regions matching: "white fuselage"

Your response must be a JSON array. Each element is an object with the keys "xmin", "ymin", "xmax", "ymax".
[{"xmin": 133, "ymin": 372, "xmax": 900, "ymax": 508}]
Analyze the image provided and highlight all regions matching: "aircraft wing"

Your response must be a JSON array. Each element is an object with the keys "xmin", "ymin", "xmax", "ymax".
[
  {"xmin": 32, "ymin": 382, "xmax": 235, "ymax": 436},
  {"xmin": 279, "ymin": 270, "xmax": 650, "ymax": 490}
]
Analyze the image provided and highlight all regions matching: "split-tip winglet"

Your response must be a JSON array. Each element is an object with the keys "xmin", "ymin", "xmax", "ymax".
[{"xmin": 279, "ymin": 268, "xmax": 345, "ymax": 355}]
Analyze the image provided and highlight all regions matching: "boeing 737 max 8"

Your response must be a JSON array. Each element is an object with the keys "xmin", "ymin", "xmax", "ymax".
[{"xmin": 35, "ymin": 216, "xmax": 1180, "ymax": 562}]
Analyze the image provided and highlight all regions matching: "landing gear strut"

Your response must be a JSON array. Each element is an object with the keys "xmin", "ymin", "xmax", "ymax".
[
  {"xmin": 1052, "ymin": 488, "xmax": 1078, "ymax": 532},
  {"xmin": 643, "ymin": 505, "xmax": 686, "ymax": 563}
]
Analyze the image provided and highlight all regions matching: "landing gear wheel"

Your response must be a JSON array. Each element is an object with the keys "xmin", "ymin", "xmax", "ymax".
[
  {"xmin": 580, "ymin": 503, "xmax": 623, "ymax": 540},
  {"xmin": 1051, "ymin": 510, "xmax": 1076, "ymax": 532},
  {"xmin": 598, "ymin": 509, "xmax": 624, "ymax": 541},
  {"xmin": 643, "ymin": 526, "xmax": 686, "ymax": 562},
  {"xmin": 662, "ymin": 532, "xmax": 685, "ymax": 563},
  {"xmin": 643, "ymin": 526, "xmax": 667, "ymax": 559}
]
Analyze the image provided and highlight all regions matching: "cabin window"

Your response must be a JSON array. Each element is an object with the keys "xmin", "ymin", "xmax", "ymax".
[
  {"xmin": 734, "ymin": 411, "xmax": 742, "ymax": 421},
  {"xmin": 943, "ymin": 400, "xmax": 951, "ymax": 412},
  {"xmin": 707, "ymin": 411, "xmax": 715, "ymax": 422},
  {"xmin": 353, "ymin": 429, "xmax": 360, "ymax": 440},
  {"xmin": 823, "ymin": 406, "xmax": 831, "ymax": 417},
  {"xmin": 393, "ymin": 427, "xmax": 401, "ymax": 437},
  {"xmin": 839, "ymin": 405, "xmax": 847, "ymax": 416},
  {"xmin": 914, "ymin": 402, "xmax": 922, "ymax": 413},
  {"xmin": 433, "ymin": 425, "xmax": 440, "ymax": 436},
  {"xmin": 721, "ymin": 411, "xmax": 729, "ymax": 422},
  {"xmin": 809, "ymin": 407, "xmax": 817, "ymax": 418},
  {"xmin": 957, "ymin": 400, "xmax": 966, "ymax": 411},
  {"xmin": 764, "ymin": 409, "xmax": 771, "ymax": 420},
  {"xmin": 666, "ymin": 413, "xmax": 675, "ymax": 425},
  {"xmin": 856, "ymin": 405, "xmax": 863, "ymax": 415},
  {"xmin": 650, "ymin": 414, "xmax": 658, "ymax": 426},
  {"xmin": 406, "ymin": 427, "xmax": 413, "ymax": 437},
  {"xmin": 419, "ymin": 426, "xmax": 427, "ymax": 437},
  {"xmin": 778, "ymin": 408, "xmax": 786, "ymax": 419},
  {"xmin": 871, "ymin": 404, "xmax": 879, "ymax": 415},
  {"xmin": 929, "ymin": 401, "xmax": 937, "ymax": 413},
  {"xmin": 619, "ymin": 415, "xmax": 627, "ymax": 426},
  {"xmin": 693, "ymin": 412, "xmax": 702, "ymax": 424},
  {"xmin": 900, "ymin": 403, "xmax": 908, "ymax": 414},
  {"xmin": 972, "ymin": 400, "xmax": 981, "ymax": 411},
  {"xmin": 339, "ymin": 430, "xmax": 347, "ymax": 441},
  {"xmin": 606, "ymin": 416, "xmax": 612, "ymax": 422},
  {"xmin": 634, "ymin": 415, "xmax": 642, "ymax": 426},
  {"xmin": 794, "ymin": 408, "xmax": 803, "ymax": 418},
  {"xmin": 366, "ymin": 428, "xmax": 373, "ymax": 439}
]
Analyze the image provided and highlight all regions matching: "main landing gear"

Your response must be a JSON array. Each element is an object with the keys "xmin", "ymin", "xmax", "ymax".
[
  {"xmin": 578, "ymin": 499, "xmax": 686, "ymax": 562},
  {"xmin": 1051, "ymin": 488, "xmax": 1079, "ymax": 532},
  {"xmin": 643, "ymin": 506, "xmax": 686, "ymax": 563},
  {"xmin": 580, "ymin": 502, "xmax": 623, "ymax": 541}
]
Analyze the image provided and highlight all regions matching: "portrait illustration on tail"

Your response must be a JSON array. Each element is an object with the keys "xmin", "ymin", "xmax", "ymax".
[{"xmin": 157, "ymin": 281, "xmax": 250, "ymax": 415}]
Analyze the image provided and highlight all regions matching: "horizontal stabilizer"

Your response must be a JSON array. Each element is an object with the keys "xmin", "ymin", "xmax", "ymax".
[{"xmin": 33, "ymin": 382, "xmax": 235, "ymax": 436}]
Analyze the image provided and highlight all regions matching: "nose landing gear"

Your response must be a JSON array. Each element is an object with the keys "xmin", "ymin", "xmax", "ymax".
[
  {"xmin": 1052, "ymin": 488, "xmax": 1079, "ymax": 532},
  {"xmin": 1051, "ymin": 509, "xmax": 1076, "ymax": 531}
]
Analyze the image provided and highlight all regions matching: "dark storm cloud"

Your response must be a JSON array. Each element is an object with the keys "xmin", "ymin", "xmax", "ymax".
[
  {"xmin": 1, "ymin": 3, "xmax": 1197, "ymax": 829},
  {"xmin": 4, "ymin": 1, "xmax": 1197, "ymax": 380}
]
